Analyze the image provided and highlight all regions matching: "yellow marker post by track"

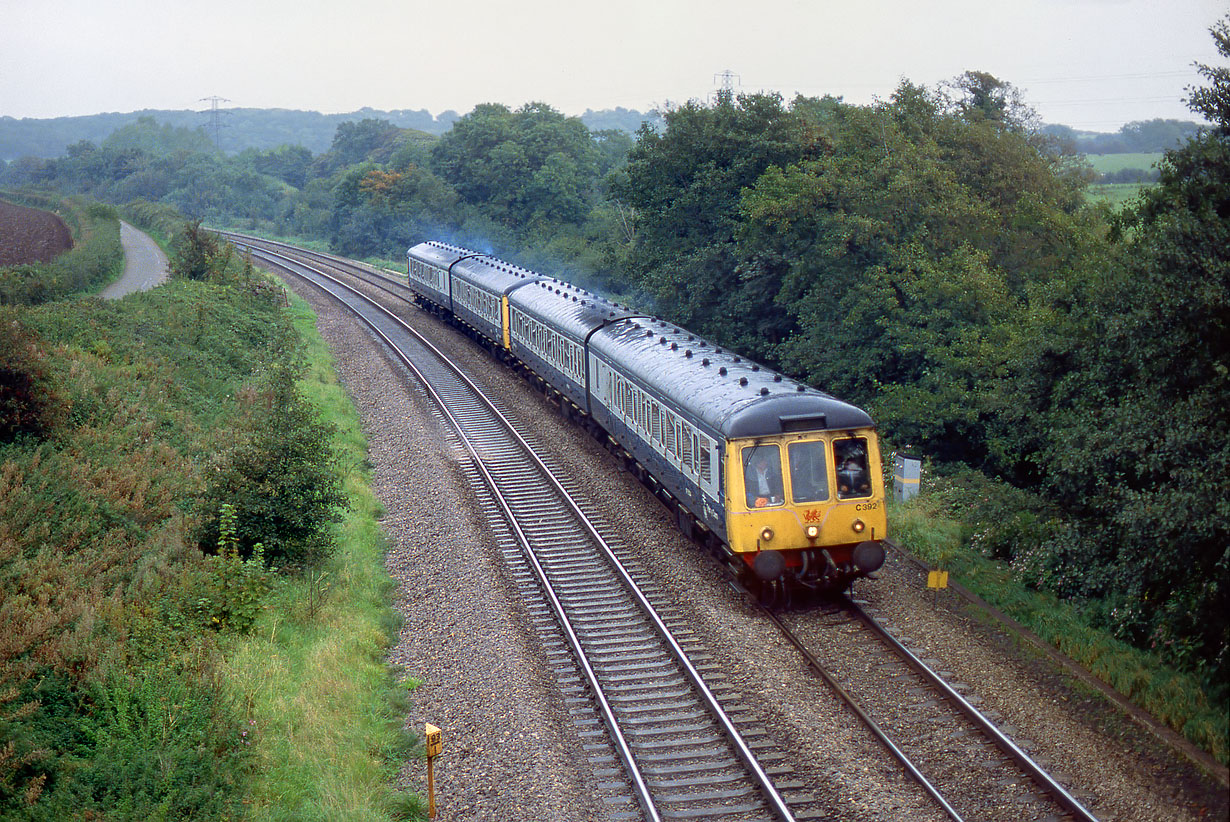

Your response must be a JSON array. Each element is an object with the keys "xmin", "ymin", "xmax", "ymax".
[
  {"xmin": 927, "ymin": 569, "xmax": 949, "ymax": 607},
  {"xmin": 425, "ymin": 723, "xmax": 443, "ymax": 818}
]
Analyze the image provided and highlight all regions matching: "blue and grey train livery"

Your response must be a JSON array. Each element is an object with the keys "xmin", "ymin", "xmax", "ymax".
[{"xmin": 406, "ymin": 241, "xmax": 886, "ymax": 603}]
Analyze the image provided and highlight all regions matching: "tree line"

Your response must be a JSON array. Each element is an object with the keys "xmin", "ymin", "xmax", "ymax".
[{"xmin": 2, "ymin": 22, "xmax": 1226, "ymax": 704}]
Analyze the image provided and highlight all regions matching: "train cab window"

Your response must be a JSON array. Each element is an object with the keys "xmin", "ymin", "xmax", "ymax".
[
  {"xmin": 743, "ymin": 445, "xmax": 784, "ymax": 508},
  {"xmin": 833, "ymin": 438, "xmax": 873, "ymax": 499},
  {"xmin": 788, "ymin": 440, "xmax": 830, "ymax": 503}
]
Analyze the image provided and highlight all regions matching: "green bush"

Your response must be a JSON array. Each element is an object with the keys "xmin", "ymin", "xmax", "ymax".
[
  {"xmin": 165, "ymin": 505, "xmax": 278, "ymax": 634},
  {"xmin": 31, "ymin": 664, "xmax": 254, "ymax": 821},
  {"xmin": 198, "ymin": 351, "xmax": 347, "ymax": 568}
]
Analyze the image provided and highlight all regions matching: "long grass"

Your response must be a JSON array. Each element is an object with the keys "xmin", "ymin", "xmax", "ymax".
[
  {"xmin": 889, "ymin": 495, "xmax": 1228, "ymax": 766},
  {"xmin": 219, "ymin": 288, "xmax": 425, "ymax": 821}
]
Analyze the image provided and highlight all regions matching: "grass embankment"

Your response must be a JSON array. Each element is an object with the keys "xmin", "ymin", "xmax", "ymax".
[
  {"xmin": 890, "ymin": 489, "xmax": 1227, "ymax": 766},
  {"xmin": 1, "ymin": 212, "xmax": 423, "ymax": 819},
  {"xmin": 219, "ymin": 289, "xmax": 425, "ymax": 820}
]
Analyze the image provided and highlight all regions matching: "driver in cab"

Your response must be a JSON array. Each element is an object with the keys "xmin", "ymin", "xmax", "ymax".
[{"xmin": 746, "ymin": 448, "xmax": 784, "ymax": 508}]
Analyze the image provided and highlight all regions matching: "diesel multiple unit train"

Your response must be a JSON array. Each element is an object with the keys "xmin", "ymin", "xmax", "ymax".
[{"xmin": 407, "ymin": 241, "xmax": 886, "ymax": 604}]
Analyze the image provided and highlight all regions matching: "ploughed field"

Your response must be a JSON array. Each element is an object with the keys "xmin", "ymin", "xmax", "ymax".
[{"xmin": 0, "ymin": 200, "xmax": 72, "ymax": 266}]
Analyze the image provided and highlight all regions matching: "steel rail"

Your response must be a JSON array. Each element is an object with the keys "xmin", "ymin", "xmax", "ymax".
[
  {"xmin": 848, "ymin": 600, "xmax": 1100, "ymax": 822},
  {"xmin": 244, "ymin": 244, "xmax": 797, "ymax": 821},
  {"xmin": 243, "ymin": 244, "xmax": 664, "ymax": 822},
  {"xmin": 761, "ymin": 609, "xmax": 967, "ymax": 822}
]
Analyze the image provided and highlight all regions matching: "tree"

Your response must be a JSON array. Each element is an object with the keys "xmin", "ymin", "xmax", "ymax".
[
  {"xmin": 249, "ymin": 143, "xmax": 314, "ymax": 188},
  {"xmin": 1028, "ymin": 15, "xmax": 1230, "ymax": 682},
  {"xmin": 429, "ymin": 102, "xmax": 602, "ymax": 229},
  {"xmin": 945, "ymin": 71, "xmax": 1036, "ymax": 132},
  {"xmin": 200, "ymin": 329, "xmax": 346, "ymax": 567},
  {"xmin": 100, "ymin": 115, "xmax": 214, "ymax": 155},
  {"xmin": 609, "ymin": 91, "xmax": 827, "ymax": 357}
]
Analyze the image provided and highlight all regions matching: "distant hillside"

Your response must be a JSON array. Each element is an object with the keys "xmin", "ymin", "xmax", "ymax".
[
  {"xmin": 1040, "ymin": 118, "xmax": 1205, "ymax": 154},
  {"xmin": 0, "ymin": 107, "xmax": 457, "ymax": 161},
  {"xmin": 0, "ymin": 106, "xmax": 662, "ymax": 162}
]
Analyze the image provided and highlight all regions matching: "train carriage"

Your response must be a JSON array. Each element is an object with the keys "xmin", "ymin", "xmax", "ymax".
[
  {"xmin": 588, "ymin": 319, "xmax": 887, "ymax": 600},
  {"xmin": 449, "ymin": 255, "xmax": 541, "ymax": 349},
  {"xmin": 507, "ymin": 278, "xmax": 643, "ymax": 415},
  {"xmin": 406, "ymin": 241, "xmax": 465, "ymax": 310}
]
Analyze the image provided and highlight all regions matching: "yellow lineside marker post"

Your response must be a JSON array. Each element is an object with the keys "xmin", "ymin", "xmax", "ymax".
[
  {"xmin": 927, "ymin": 569, "xmax": 949, "ymax": 607},
  {"xmin": 425, "ymin": 723, "xmax": 443, "ymax": 818}
]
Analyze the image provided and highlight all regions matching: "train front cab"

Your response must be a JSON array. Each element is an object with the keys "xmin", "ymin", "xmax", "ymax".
[{"xmin": 725, "ymin": 428, "xmax": 887, "ymax": 601}]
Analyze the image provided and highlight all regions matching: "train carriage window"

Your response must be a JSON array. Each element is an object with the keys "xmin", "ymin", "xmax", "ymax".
[
  {"xmin": 788, "ymin": 440, "xmax": 830, "ymax": 503},
  {"xmin": 652, "ymin": 406, "xmax": 662, "ymax": 443},
  {"xmin": 743, "ymin": 445, "xmax": 785, "ymax": 508},
  {"xmin": 833, "ymin": 438, "xmax": 872, "ymax": 499},
  {"xmin": 699, "ymin": 436, "xmax": 712, "ymax": 483},
  {"xmin": 665, "ymin": 415, "xmax": 675, "ymax": 455},
  {"xmin": 682, "ymin": 429, "xmax": 694, "ymax": 473}
]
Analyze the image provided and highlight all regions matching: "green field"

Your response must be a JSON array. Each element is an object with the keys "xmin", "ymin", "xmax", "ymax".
[
  {"xmin": 1086, "ymin": 182, "xmax": 1150, "ymax": 209},
  {"xmin": 1085, "ymin": 152, "xmax": 1164, "ymax": 174}
]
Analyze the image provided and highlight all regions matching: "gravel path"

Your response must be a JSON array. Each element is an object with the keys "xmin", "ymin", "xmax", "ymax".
[
  {"xmin": 284, "ymin": 264, "xmax": 1226, "ymax": 822},
  {"xmin": 100, "ymin": 221, "xmax": 168, "ymax": 299}
]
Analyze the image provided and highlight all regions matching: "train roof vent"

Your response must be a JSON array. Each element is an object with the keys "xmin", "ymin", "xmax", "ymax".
[
  {"xmin": 719, "ymin": 367, "xmax": 728, "ymax": 375},
  {"xmin": 739, "ymin": 377, "xmax": 748, "ymax": 386},
  {"xmin": 646, "ymin": 329, "xmax": 653, "ymax": 336},
  {"xmin": 733, "ymin": 356, "xmax": 742, "ymax": 363},
  {"xmin": 685, "ymin": 350, "xmax": 693, "ymax": 358},
  {"xmin": 774, "ymin": 374, "xmax": 782, "ymax": 382},
  {"xmin": 659, "ymin": 336, "xmax": 666, "ymax": 344},
  {"xmin": 702, "ymin": 358, "xmax": 710, "ymax": 366},
  {"xmin": 751, "ymin": 364, "xmax": 760, "ymax": 371},
  {"xmin": 670, "ymin": 342, "xmax": 678, "ymax": 350},
  {"xmin": 760, "ymin": 387, "xmax": 769, "ymax": 395},
  {"xmin": 797, "ymin": 385, "xmax": 806, "ymax": 392}
]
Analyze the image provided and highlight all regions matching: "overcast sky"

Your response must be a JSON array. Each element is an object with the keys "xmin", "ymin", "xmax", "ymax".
[{"xmin": 1, "ymin": 0, "xmax": 1224, "ymax": 132}]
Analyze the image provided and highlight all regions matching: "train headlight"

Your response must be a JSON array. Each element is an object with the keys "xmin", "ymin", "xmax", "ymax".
[
  {"xmin": 805, "ymin": 525, "xmax": 820, "ymax": 539},
  {"xmin": 760, "ymin": 527, "xmax": 774, "ymax": 542},
  {"xmin": 852, "ymin": 519, "xmax": 866, "ymax": 534}
]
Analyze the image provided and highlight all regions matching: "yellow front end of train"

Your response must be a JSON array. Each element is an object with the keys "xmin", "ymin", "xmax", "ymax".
[{"xmin": 725, "ymin": 428, "xmax": 887, "ymax": 595}]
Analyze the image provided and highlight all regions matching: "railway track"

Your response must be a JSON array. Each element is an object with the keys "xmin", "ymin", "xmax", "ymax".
[
  {"xmin": 226, "ymin": 237, "xmax": 825, "ymax": 821},
  {"xmin": 771, "ymin": 600, "xmax": 1099, "ymax": 822},
  {"xmin": 223, "ymin": 234, "xmax": 1105, "ymax": 822}
]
